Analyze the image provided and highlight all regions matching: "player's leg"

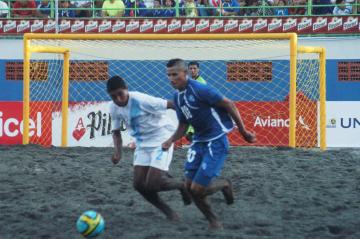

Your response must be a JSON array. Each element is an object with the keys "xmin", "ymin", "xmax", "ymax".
[
  {"xmin": 188, "ymin": 135, "xmax": 232, "ymax": 229},
  {"xmin": 145, "ymin": 145, "xmax": 191, "ymax": 205},
  {"xmin": 133, "ymin": 166, "xmax": 178, "ymax": 220}
]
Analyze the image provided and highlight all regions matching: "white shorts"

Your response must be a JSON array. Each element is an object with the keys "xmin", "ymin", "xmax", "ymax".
[{"xmin": 133, "ymin": 145, "xmax": 174, "ymax": 171}]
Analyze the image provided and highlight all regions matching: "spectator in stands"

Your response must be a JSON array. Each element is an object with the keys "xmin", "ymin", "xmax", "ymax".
[
  {"xmin": 12, "ymin": 0, "xmax": 37, "ymax": 17},
  {"xmin": 237, "ymin": 0, "xmax": 246, "ymax": 15},
  {"xmin": 197, "ymin": 0, "xmax": 210, "ymax": 16},
  {"xmin": 288, "ymin": 0, "xmax": 307, "ymax": 15},
  {"xmin": 313, "ymin": 0, "xmax": 334, "ymax": 15},
  {"xmin": 93, "ymin": 0, "xmax": 104, "ymax": 17},
  {"xmin": 102, "ymin": 0, "xmax": 125, "ymax": 17},
  {"xmin": 208, "ymin": 0, "xmax": 222, "ymax": 15},
  {"xmin": 59, "ymin": 0, "xmax": 76, "ymax": 17},
  {"xmin": 221, "ymin": 0, "xmax": 240, "ymax": 16},
  {"xmin": 0, "ymin": 0, "xmax": 9, "ymax": 17},
  {"xmin": 163, "ymin": 0, "xmax": 176, "ymax": 16},
  {"xmin": 71, "ymin": 0, "xmax": 92, "ymax": 17},
  {"xmin": 124, "ymin": 0, "xmax": 149, "ymax": 17},
  {"xmin": 273, "ymin": 0, "xmax": 289, "ymax": 15},
  {"xmin": 333, "ymin": 0, "xmax": 352, "ymax": 14},
  {"xmin": 244, "ymin": 0, "xmax": 272, "ymax": 16},
  {"xmin": 185, "ymin": 0, "xmax": 198, "ymax": 16},
  {"xmin": 37, "ymin": 0, "xmax": 51, "ymax": 17},
  {"xmin": 150, "ymin": 0, "xmax": 163, "ymax": 17}
]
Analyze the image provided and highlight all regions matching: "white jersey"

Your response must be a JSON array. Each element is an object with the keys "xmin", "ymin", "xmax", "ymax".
[{"xmin": 110, "ymin": 91, "xmax": 176, "ymax": 148}]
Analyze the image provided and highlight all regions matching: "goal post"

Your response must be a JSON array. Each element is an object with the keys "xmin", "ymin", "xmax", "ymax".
[
  {"xmin": 22, "ymin": 33, "xmax": 326, "ymax": 150},
  {"xmin": 23, "ymin": 40, "xmax": 70, "ymax": 146}
]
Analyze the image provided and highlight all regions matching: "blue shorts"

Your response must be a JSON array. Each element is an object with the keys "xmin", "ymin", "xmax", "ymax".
[{"xmin": 184, "ymin": 135, "xmax": 229, "ymax": 186}]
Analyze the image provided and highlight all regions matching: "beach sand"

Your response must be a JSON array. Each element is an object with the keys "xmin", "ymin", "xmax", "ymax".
[{"xmin": 0, "ymin": 145, "xmax": 359, "ymax": 239}]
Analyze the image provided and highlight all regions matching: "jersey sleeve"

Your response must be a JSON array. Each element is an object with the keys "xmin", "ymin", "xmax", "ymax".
[
  {"xmin": 109, "ymin": 102, "xmax": 122, "ymax": 131},
  {"xmin": 135, "ymin": 92, "xmax": 167, "ymax": 113},
  {"xmin": 195, "ymin": 83, "xmax": 224, "ymax": 105}
]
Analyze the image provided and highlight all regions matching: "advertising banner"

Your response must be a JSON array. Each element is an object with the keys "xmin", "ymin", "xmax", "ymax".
[
  {"xmin": 0, "ymin": 16, "xmax": 359, "ymax": 35},
  {"xmin": 326, "ymin": 101, "xmax": 360, "ymax": 147},
  {"xmin": 0, "ymin": 102, "xmax": 52, "ymax": 145}
]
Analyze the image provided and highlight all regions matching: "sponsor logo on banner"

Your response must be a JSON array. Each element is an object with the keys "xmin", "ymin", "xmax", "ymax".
[
  {"xmin": 52, "ymin": 102, "xmax": 124, "ymax": 147},
  {"xmin": 253, "ymin": 18, "xmax": 267, "ymax": 32},
  {"xmin": 343, "ymin": 17, "xmax": 358, "ymax": 30},
  {"xmin": 297, "ymin": 17, "xmax": 312, "ymax": 31},
  {"xmin": 71, "ymin": 20, "xmax": 84, "ymax": 33},
  {"xmin": 326, "ymin": 118, "xmax": 337, "ymax": 128},
  {"xmin": 99, "ymin": 20, "xmax": 112, "ymax": 32},
  {"xmin": 182, "ymin": 19, "xmax": 196, "ymax": 32},
  {"xmin": 59, "ymin": 20, "xmax": 71, "ymax": 32},
  {"xmin": 268, "ymin": 18, "xmax": 282, "ymax": 31},
  {"xmin": 326, "ymin": 117, "xmax": 360, "ymax": 129},
  {"xmin": 326, "ymin": 102, "xmax": 360, "ymax": 147},
  {"xmin": 140, "ymin": 20, "xmax": 153, "ymax": 33},
  {"xmin": 168, "ymin": 19, "xmax": 181, "ymax": 32},
  {"xmin": 154, "ymin": 19, "xmax": 167, "ymax": 32},
  {"xmin": 85, "ymin": 20, "xmax": 98, "ymax": 32},
  {"xmin": 239, "ymin": 19, "xmax": 252, "ymax": 32},
  {"xmin": 210, "ymin": 19, "xmax": 223, "ymax": 32},
  {"xmin": 0, "ymin": 102, "xmax": 51, "ymax": 146},
  {"xmin": 313, "ymin": 17, "xmax": 327, "ymax": 31},
  {"xmin": 328, "ymin": 17, "xmax": 342, "ymax": 31},
  {"xmin": 4, "ymin": 20, "xmax": 17, "ymax": 33},
  {"xmin": 112, "ymin": 20, "xmax": 126, "ymax": 32},
  {"xmin": 126, "ymin": 20, "xmax": 140, "ymax": 32},
  {"xmin": 17, "ymin": 20, "xmax": 30, "ymax": 33},
  {"xmin": 283, "ymin": 18, "xmax": 297, "ymax": 31},
  {"xmin": 44, "ymin": 20, "xmax": 56, "ymax": 32},
  {"xmin": 31, "ymin": 20, "xmax": 44, "ymax": 32},
  {"xmin": 224, "ymin": 19, "xmax": 238, "ymax": 32},
  {"xmin": 196, "ymin": 19, "xmax": 209, "ymax": 32}
]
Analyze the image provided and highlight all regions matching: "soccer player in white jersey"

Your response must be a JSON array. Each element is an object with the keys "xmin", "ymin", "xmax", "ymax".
[{"xmin": 107, "ymin": 76, "xmax": 191, "ymax": 221}]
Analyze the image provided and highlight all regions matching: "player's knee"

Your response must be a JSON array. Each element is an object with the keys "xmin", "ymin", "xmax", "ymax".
[
  {"xmin": 189, "ymin": 185, "xmax": 205, "ymax": 198},
  {"xmin": 144, "ymin": 178, "xmax": 159, "ymax": 192},
  {"xmin": 133, "ymin": 180, "xmax": 145, "ymax": 193}
]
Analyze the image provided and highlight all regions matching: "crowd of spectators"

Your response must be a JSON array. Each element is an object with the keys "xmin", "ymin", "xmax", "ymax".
[{"xmin": 0, "ymin": 0, "xmax": 359, "ymax": 18}]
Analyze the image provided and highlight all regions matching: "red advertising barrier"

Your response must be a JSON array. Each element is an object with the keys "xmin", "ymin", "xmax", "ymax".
[
  {"xmin": 0, "ymin": 102, "xmax": 52, "ymax": 146},
  {"xmin": 0, "ymin": 16, "xmax": 358, "ymax": 35},
  {"xmin": 228, "ymin": 100, "xmax": 317, "ymax": 147}
]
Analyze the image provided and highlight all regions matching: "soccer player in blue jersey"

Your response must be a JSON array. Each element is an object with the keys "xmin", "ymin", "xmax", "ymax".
[{"xmin": 162, "ymin": 59, "xmax": 256, "ymax": 229}]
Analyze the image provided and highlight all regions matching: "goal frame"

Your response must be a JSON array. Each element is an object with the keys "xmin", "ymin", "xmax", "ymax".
[{"xmin": 22, "ymin": 33, "xmax": 326, "ymax": 150}]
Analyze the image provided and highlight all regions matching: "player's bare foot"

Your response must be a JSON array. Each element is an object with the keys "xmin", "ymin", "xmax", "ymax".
[
  {"xmin": 180, "ymin": 187, "xmax": 192, "ymax": 205},
  {"xmin": 208, "ymin": 221, "xmax": 224, "ymax": 230},
  {"xmin": 222, "ymin": 179, "xmax": 234, "ymax": 205},
  {"xmin": 166, "ymin": 212, "xmax": 180, "ymax": 222}
]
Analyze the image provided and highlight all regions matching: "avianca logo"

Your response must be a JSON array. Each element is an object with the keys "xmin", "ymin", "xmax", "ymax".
[{"xmin": 254, "ymin": 116, "xmax": 310, "ymax": 130}]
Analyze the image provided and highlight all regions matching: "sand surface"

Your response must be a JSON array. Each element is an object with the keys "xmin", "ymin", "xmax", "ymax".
[{"xmin": 0, "ymin": 145, "xmax": 359, "ymax": 239}]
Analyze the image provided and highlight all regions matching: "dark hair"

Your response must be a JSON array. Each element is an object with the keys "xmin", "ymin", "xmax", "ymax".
[
  {"xmin": 335, "ymin": 0, "xmax": 343, "ymax": 4},
  {"xmin": 107, "ymin": 75, "xmax": 127, "ymax": 92},
  {"xmin": 188, "ymin": 61, "xmax": 200, "ymax": 68},
  {"xmin": 166, "ymin": 58, "xmax": 187, "ymax": 69}
]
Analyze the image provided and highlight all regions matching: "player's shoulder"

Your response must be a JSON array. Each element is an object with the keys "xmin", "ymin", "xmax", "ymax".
[{"xmin": 188, "ymin": 79, "xmax": 211, "ymax": 93}]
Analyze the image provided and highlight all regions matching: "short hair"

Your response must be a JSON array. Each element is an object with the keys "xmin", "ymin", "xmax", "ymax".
[
  {"xmin": 107, "ymin": 75, "xmax": 127, "ymax": 92},
  {"xmin": 166, "ymin": 58, "xmax": 187, "ymax": 70},
  {"xmin": 188, "ymin": 61, "xmax": 200, "ymax": 68},
  {"xmin": 335, "ymin": 0, "xmax": 343, "ymax": 4}
]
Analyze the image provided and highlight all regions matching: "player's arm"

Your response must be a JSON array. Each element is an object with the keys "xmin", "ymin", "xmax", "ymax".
[
  {"xmin": 166, "ymin": 100, "xmax": 175, "ymax": 109},
  {"xmin": 162, "ymin": 122, "xmax": 189, "ymax": 150},
  {"xmin": 112, "ymin": 129, "xmax": 122, "ymax": 164},
  {"xmin": 216, "ymin": 97, "xmax": 256, "ymax": 143}
]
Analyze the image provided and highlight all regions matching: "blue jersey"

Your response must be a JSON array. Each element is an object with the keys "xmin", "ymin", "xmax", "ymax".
[{"xmin": 174, "ymin": 79, "xmax": 233, "ymax": 142}]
